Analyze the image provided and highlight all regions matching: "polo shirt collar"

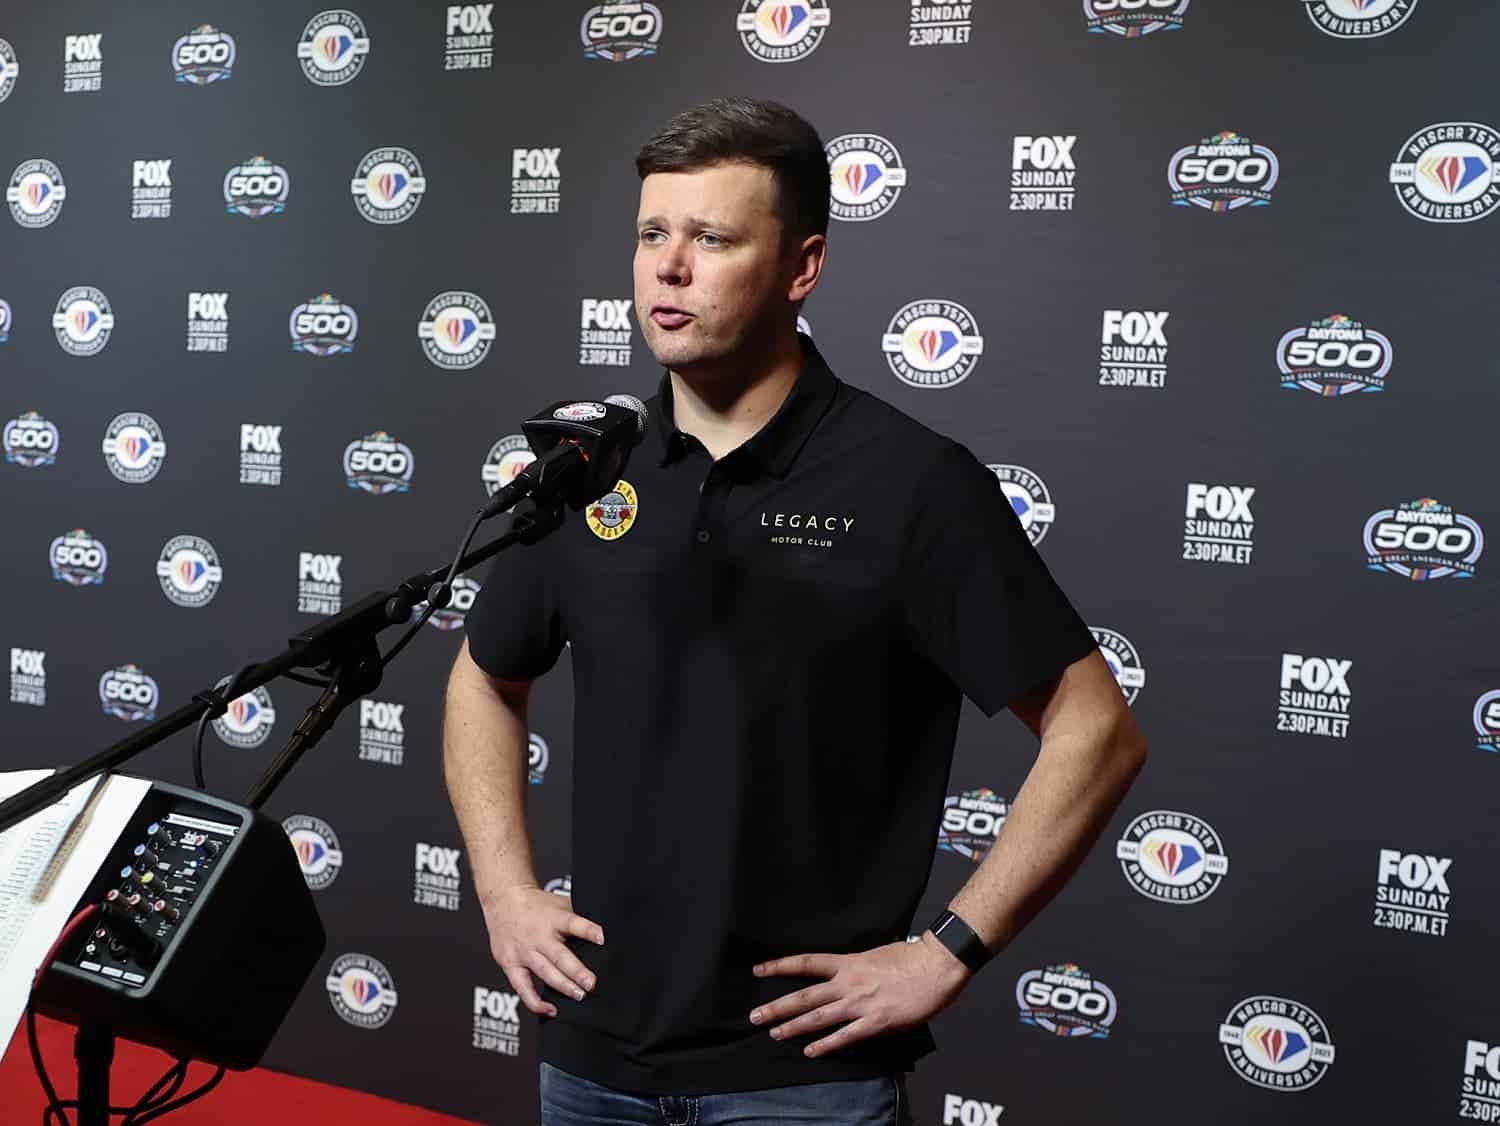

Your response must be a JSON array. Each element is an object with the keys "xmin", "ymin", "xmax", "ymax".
[{"xmin": 652, "ymin": 335, "xmax": 837, "ymax": 478}]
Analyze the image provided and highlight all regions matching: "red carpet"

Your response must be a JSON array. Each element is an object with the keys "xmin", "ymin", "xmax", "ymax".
[{"xmin": 1, "ymin": 1013, "xmax": 482, "ymax": 1124}]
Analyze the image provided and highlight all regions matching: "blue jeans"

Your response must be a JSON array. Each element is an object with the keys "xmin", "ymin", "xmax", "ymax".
[{"xmin": 540, "ymin": 1062, "xmax": 913, "ymax": 1125}]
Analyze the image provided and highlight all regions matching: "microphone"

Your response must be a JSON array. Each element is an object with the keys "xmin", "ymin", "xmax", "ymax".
[{"xmin": 479, "ymin": 394, "xmax": 648, "ymax": 520}]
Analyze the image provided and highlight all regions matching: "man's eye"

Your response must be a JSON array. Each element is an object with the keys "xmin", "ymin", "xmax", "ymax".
[
  {"xmin": 698, "ymin": 233, "xmax": 724, "ymax": 248},
  {"xmin": 638, "ymin": 230, "xmax": 663, "ymax": 244}
]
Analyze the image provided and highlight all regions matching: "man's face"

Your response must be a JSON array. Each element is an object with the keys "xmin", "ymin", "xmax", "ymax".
[{"xmin": 634, "ymin": 161, "xmax": 793, "ymax": 373}]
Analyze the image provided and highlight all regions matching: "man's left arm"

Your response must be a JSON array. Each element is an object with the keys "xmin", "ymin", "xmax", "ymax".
[{"xmin": 749, "ymin": 648, "xmax": 1146, "ymax": 1057}]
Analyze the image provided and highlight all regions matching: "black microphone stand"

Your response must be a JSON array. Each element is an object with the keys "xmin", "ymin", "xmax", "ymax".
[{"xmin": 243, "ymin": 495, "xmax": 567, "ymax": 811}]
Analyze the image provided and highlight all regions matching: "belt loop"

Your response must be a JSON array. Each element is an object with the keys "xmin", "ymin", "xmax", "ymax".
[{"xmin": 657, "ymin": 1094, "xmax": 698, "ymax": 1126}]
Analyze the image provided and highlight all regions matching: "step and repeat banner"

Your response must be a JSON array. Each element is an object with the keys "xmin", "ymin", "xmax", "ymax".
[{"xmin": 3, "ymin": 2, "xmax": 1499, "ymax": 1123}]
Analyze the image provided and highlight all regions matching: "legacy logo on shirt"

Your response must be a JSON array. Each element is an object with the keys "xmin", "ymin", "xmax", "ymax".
[{"xmin": 760, "ymin": 510, "xmax": 855, "ymax": 549}]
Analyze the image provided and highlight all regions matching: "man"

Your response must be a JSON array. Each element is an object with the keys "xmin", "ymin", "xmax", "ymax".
[{"xmin": 445, "ymin": 97, "xmax": 1146, "ymax": 1125}]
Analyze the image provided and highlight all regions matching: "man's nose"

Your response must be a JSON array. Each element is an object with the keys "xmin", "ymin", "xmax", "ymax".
[{"xmin": 656, "ymin": 239, "xmax": 690, "ymax": 285}]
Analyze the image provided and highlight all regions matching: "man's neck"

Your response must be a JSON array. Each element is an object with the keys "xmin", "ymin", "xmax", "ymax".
[{"xmin": 668, "ymin": 331, "xmax": 803, "ymax": 462}]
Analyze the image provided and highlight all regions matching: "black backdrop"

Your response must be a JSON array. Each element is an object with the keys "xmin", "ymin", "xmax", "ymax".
[{"xmin": 4, "ymin": 3, "xmax": 1500, "ymax": 1123}]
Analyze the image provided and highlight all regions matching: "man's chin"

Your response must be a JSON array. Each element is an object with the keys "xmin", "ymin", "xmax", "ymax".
[{"xmin": 644, "ymin": 336, "xmax": 720, "ymax": 372}]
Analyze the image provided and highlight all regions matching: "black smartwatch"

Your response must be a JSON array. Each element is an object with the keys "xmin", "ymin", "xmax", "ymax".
[{"xmin": 927, "ymin": 908, "xmax": 993, "ymax": 973}]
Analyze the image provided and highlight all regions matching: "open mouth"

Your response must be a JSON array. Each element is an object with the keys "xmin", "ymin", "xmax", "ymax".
[{"xmin": 650, "ymin": 306, "xmax": 693, "ymax": 329}]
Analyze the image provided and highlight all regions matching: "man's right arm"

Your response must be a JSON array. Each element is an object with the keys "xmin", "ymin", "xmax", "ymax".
[{"xmin": 443, "ymin": 639, "xmax": 603, "ymax": 1016}]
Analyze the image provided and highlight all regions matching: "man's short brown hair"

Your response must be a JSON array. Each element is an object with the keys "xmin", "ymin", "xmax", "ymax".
[{"xmin": 635, "ymin": 96, "xmax": 830, "ymax": 243}]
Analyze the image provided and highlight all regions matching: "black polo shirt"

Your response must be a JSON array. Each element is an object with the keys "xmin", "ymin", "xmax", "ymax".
[{"xmin": 464, "ymin": 336, "xmax": 1096, "ymax": 1096}]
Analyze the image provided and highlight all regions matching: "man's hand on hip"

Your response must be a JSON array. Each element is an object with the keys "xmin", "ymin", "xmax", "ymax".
[
  {"xmin": 749, "ymin": 934, "xmax": 971, "ymax": 1057},
  {"xmin": 482, "ymin": 886, "xmax": 604, "ymax": 1017}
]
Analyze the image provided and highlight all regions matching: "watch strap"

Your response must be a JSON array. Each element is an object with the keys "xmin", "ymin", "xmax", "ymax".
[{"xmin": 928, "ymin": 908, "xmax": 993, "ymax": 973}]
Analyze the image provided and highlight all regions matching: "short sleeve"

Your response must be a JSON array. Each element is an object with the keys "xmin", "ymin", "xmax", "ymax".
[
  {"xmin": 900, "ymin": 443, "xmax": 1096, "ymax": 717},
  {"xmin": 463, "ymin": 511, "xmax": 568, "ymax": 681}
]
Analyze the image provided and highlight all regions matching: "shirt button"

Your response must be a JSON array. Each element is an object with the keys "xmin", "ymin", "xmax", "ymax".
[{"xmin": 696, "ymin": 530, "xmax": 711, "ymax": 544}]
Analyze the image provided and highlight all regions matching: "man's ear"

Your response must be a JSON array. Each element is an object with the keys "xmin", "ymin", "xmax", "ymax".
[{"xmin": 788, "ymin": 233, "xmax": 827, "ymax": 304}]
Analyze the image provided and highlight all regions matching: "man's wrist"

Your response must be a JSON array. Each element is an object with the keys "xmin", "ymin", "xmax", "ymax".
[{"xmin": 477, "ymin": 879, "xmax": 541, "ymax": 913}]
